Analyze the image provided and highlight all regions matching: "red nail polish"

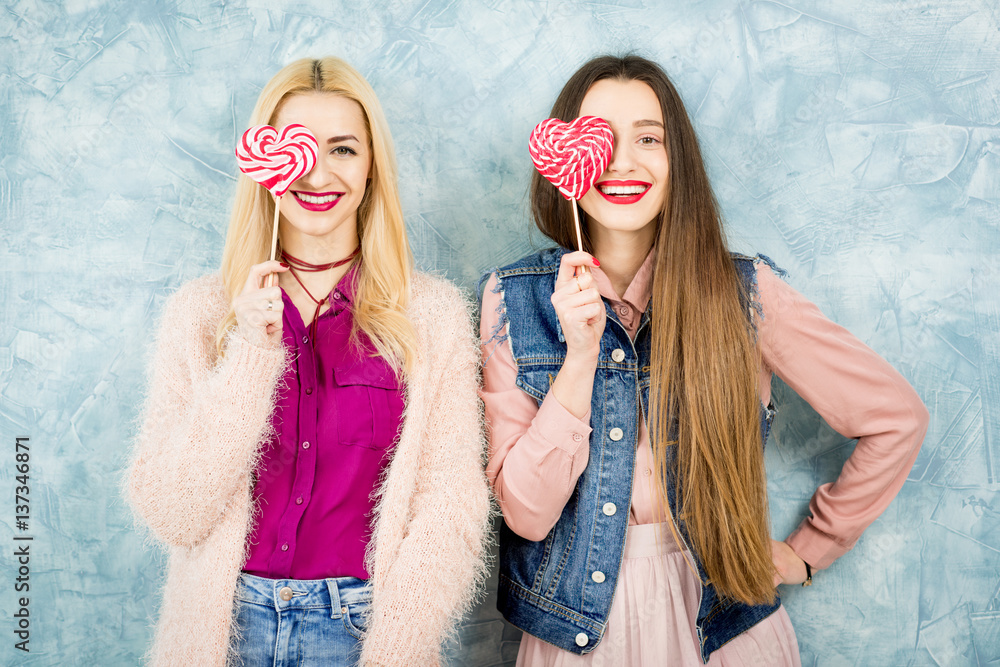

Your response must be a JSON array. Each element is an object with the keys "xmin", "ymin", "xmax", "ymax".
[
  {"xmin": 280, "ymin": 262, "xmax": 289, "ymax": 268},
  {"xmin": 592, "ymin": 257, "xmax": 600, "ymax": 267}
]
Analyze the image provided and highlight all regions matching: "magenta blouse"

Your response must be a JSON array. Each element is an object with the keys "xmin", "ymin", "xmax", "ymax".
[{"xmin": 243, "ymin": 265, "xmax": 405, "ymax": 580}]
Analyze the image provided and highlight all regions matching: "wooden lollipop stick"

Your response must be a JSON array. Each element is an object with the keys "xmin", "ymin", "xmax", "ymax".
[
  {"xmin": 267, "ymin": 195, "xmax": 281, "ymax": 287},
  {"xmin": 572, "ymin": 202, "xmax": 584, "ymax": 252},
  {"xmin": 572, "ymin": 202, "xmax": 589, "ymax": 274},
  {"xmin": 269, "ymin": 195, "xmax": 281, "ymax": 261}
]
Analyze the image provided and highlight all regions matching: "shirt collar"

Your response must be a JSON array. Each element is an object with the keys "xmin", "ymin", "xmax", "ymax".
[{"xmin": 589, "ymin": 247, "xmax": 655, "ymax": 314}]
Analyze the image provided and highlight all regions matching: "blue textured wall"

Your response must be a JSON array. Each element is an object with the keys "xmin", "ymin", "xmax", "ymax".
[{"xmin": 2, "ymin": 1, "xmax": 998, "ymax": 665}]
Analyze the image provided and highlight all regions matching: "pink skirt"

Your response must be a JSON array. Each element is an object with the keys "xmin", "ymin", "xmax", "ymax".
[{"xmin": 516, "ymin": 522, "xmax": 801, "ymax": 667}]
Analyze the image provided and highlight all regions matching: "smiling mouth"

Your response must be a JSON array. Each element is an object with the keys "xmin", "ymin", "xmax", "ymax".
[
  {"xmin": 293, "ymin": 191, "xmax": 342, "ymax": 204},
  {"xmin": 291, "ymin": 190, "xmax": 344, "ymax": 212},
  {"xmin": 598, "ymin": 184, "xmax": 649, "ymax": 196},
  {"xmin": 595, "ymin": 181, "xmax": 651, "ymax": 204}
]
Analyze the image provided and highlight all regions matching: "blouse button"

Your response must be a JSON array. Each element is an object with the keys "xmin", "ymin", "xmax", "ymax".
[
  {"xmin": 302, "ymin": 441, "xmax": 310, "ymax": 449},
  {"xmin": 602, "ymin": 502, "xmax": 617, "ymax": 516},
  {"xmin": 618, "ymin": 305, "xmax": 629, "ymax": 316},
  {"xmin": 609, "ymin": 428, "xmax": 624, "ymax": 441},
  {"xmin": 644, "ymin": 468, "xmax": 652, "ymax": 477},
  {"xmin": 572, "ymin": 433, "xmax": 582, "ymax": 442},
  {"xmin": 278, "ymin": 586, "xmax": 293, "ymax": 601},
  {"xmin": 281, "ymin": 543, "xmax": 289, "ymax": 552},
  {"xmin": 305, "ymin": 387, "xmax": 313, "ymax": 395},
  {"xmin": 302, "ymin": 335, "xmax": 309, "ymax": 344},
  {"xmin": 591, "ymin": 570, "xmax": 606, "ymax": 583},
  {"xmin": 575, "ymin": 633, "xmax": 589, "ymax": 647},
  {"xmin": 295, "ymin": 497, "xmax": 303, "ymax": 505},
  {"xmin": 611, "ymin": 348, "xmax": 625, "ymax": 363},
  {"xmin": 333, "ymin": 291, "xmax": 342, "ymax": 300}
]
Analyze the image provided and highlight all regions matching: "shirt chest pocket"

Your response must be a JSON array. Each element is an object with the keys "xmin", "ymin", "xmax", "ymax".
[{"xmin": 332, "ymin": 360, "xmax": 405, "ymax": 450}]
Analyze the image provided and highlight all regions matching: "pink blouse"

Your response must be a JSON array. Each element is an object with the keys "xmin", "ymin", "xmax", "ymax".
[{"xmin": 481, "ymin": 254, "xmax": 929, "ymax": 570}]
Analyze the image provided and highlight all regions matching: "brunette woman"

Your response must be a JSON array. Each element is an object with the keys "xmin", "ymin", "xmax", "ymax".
[
  {"xmin": 480, "ymin": 55, "xmax": 928, "ymax": 665},
  {"xmin": 127, "ymin": 57, "xmax": 491, "ymax": 667}
]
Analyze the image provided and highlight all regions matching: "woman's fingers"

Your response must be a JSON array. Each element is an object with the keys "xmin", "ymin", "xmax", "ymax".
[
  {"xmin": 553, "ymin": 287, "xmax": 603, "ymax": 314},
  {"xmin": 234, "ymin": 261, "xmax": 290, "ymax": 346},
  {"xmin": 242, "ymin": 260, "xmax": 289, "ymax": 294},
  {"xmin": 555, "ymin": 251, "xmax": 598, "ymax": 291},
  {"xmin": 770, "ymin": 539, "xmax": 807, "ymax": 586}
]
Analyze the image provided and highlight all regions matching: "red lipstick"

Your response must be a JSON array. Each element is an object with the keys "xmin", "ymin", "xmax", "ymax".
[
  {"xmin": 291, "ymin": 190, "xmax": 343, "ymax": 212},
  {"xmin": 594, "ymin": 180, "xmax": 651, "ymax": 205}
]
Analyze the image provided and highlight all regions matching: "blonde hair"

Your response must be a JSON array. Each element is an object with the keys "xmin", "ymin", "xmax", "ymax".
[{"xmin": 216, "ymin": 57, "xmax": 416, "ymax": 373}]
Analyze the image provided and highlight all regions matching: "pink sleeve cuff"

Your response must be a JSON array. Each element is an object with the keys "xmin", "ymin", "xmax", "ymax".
[
  {"xmin": 785, "ymin": 518, "xmax": 853, "ymax": 571},
  {"xmin": 534, "ymin": 390, "xmax": 592, "ymax": 456}
]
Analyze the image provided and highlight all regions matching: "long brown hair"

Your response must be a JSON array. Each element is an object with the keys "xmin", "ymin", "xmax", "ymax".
[{"xmin": 531, "ymin": 55, "xmax": 775, "ymax": 605}]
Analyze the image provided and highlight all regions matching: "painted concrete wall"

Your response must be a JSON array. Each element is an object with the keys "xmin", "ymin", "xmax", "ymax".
[{"xmin": 2, "ymin": 0, "xmax": 998, "ymax": 664}]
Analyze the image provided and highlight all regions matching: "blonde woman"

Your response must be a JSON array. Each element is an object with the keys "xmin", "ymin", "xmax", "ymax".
[{"xmin": 127, "ymin": 57, "xmax": 491, "ymax": 667}]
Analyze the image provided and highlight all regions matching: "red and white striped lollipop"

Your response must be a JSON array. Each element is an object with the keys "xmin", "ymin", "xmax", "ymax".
[
  {"xmin": 529, "ymin": 116, "xmax": 614, "ymax": 253},
  {"xmin": 235, "ymin": 123, "xmax": 319, "ymax": 267},
  {"xmin": 236, "ymin": 124, "xmax": 319, "ymax": 198},
  {"xmin": 529, "ymin": 116, "xmax": 614, "ymax": 200}
]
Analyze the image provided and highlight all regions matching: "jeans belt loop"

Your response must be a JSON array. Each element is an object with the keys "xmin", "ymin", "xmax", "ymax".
[{"xmin": 326, "ymin": 579, "xmax": 344, "ymax": 619}]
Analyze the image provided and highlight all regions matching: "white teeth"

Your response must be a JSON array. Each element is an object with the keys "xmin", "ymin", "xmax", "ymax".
[
  {"xmin": 599, "ymin": 185, "xmax": 648, "ymax": 195},
  {"xmin": 297, "ymin": 192, "xmax": 340, "ymax": 204}
]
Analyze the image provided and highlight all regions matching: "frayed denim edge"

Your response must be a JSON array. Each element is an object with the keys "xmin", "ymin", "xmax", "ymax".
[
  {"xmin": 478, "ymin": 270, "xmax": 510, "ymax": 366},
  {"xmin": 749, "ymin": 254, "xmax": 787, "ymax": 325}
]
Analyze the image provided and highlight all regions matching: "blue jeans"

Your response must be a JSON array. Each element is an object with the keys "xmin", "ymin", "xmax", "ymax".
[{"xmin": 227, "ymin": 572, "xmax": 372, "ymax": 666}]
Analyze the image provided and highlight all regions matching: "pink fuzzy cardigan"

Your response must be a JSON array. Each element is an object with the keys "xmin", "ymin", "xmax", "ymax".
[{"xmin": 126, "ymin": 272, "xmax": 492, "ymax": 667}]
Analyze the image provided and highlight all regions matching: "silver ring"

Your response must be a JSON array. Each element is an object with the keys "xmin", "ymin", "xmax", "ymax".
[{"xmin": 266, "ymin": 300, "xmax": 274, "ymax": 311}]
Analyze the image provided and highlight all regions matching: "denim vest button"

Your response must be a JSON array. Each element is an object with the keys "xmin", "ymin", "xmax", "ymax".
[
  {"xmin": 278, "ymin": 586, "xmax": 293, "ymax": 601},
  {"xmin": 609, "ymin": 428, "xmax": 623, "ymax": 441},
  {"xmin": 492, "ymin": 250, "xmax": 780, "ymax": 655},
  {"xmin": 611, "ymin": 348, "xmax": 625, "ymax": 362},
  {"xmin": 602, "ymin": 502, "xmax": 617, "ymax": 516},
  {"xmin": 591, "ymin": 570, "xmax": 606, "ymax": 583}
]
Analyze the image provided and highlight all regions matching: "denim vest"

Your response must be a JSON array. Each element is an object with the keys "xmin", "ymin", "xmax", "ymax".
[{"xmin": 482, "ymin": 247, "xmax": 781, "ymax": 663}]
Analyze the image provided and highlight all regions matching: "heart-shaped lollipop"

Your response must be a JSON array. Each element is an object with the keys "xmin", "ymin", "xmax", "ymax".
[
  {"xmin": 235, "ymin": 123, "xmax": 320, "ymax": 268},
  {"xmin": 236, "ymin": 124, "xmax": 319, "ymax": 198},
  {"xmin": 529, "ymin": 116, "xmax": 614, "ymax": 200}
]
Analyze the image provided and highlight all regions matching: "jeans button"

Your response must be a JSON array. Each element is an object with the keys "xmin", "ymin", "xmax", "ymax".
[{"xmin": 278, "ymin": 586, "xmax": 293, "ymax": 601}]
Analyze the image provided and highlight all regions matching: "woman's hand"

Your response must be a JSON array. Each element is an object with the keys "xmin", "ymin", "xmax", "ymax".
[
  {"xmin": 771, "ymin": 539, "xmax": 808, "ymax": 586},
  {"xmin": 551, "ymin": 251, "xmax": 606, "ymax": 360},
  {"xmin": 548, "ymin": 251, "xmax": 605, "ymax": 419},
  {"xmin": 233, "ymin": 260, "xmax": 289, "ymax": 347}
]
